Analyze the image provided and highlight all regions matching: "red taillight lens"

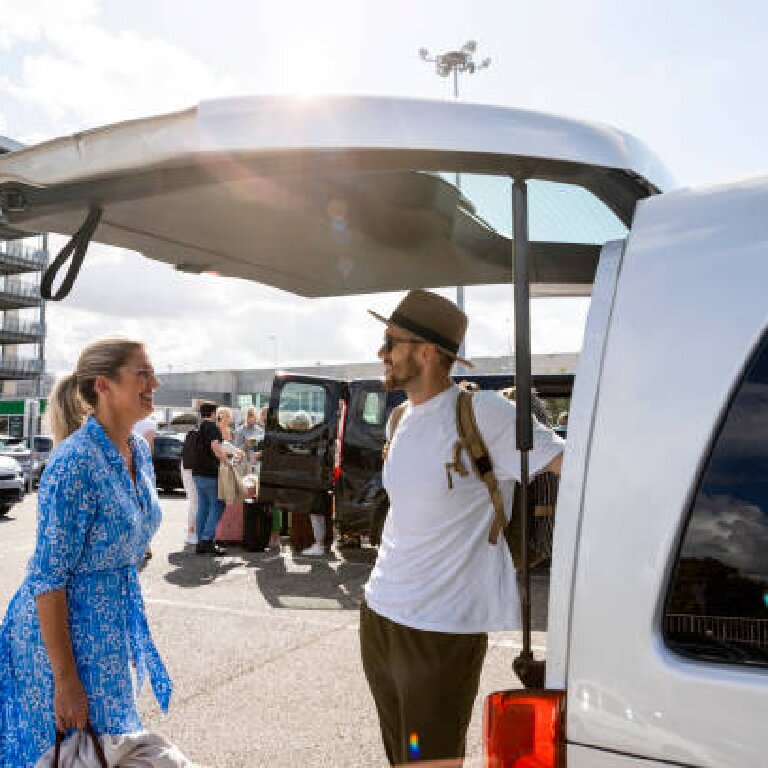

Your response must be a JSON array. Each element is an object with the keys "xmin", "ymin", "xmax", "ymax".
[
  {"xmin": 483, "ymin": 689, "xmax": 565, "ymax": 768},
  {"xmin": 332, "ymin": 400, "xmax": 347, "ymax": 484}
]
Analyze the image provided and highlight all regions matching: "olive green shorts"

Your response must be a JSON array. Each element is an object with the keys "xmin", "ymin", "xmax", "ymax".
[{"xmin": 360, "ymin": 601, "xmax": 488, "ymax": 766}]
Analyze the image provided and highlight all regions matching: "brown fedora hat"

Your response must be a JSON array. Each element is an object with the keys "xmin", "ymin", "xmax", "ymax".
[{"xmin": 369, "ymin": 289, "xmax": 473, "ymax": 368}]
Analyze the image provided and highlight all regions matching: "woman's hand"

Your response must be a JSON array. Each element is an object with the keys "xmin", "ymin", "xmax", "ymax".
[{"xmin": 53, "ymin": 671, "xmax": 89, "ymax": 731}]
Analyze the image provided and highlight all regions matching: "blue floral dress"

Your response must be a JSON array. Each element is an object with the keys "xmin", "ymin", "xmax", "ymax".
[{"xmin": 0, "ymin": 417, "xmax": 172, "ymax": 768}]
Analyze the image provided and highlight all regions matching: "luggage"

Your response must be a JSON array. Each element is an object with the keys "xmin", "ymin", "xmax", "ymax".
[
  {"xmin": 290, "ymin": 493, "xmax": 333, "ymax": 551},
  {"xmin": 215, "ymin": 502, "xmax": 244, "ymax": 543},
  {"xmin": 243, "ymin": 500, "xmax": 273, "ymax": 552},
  {"xmin": 289, "ymin": 510, "xmax": 315, "ymax": 551}
]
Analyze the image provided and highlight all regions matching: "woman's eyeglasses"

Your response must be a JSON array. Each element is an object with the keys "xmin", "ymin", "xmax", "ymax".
[{"xmin": 382, "ymin": 334, "xmax": 426, "ymax": 353}]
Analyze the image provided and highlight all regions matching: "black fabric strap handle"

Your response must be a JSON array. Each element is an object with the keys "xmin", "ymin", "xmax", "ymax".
[
  {"xmin": 41, "ymin": 206, "xmax": 102, "ymax": 301},
  {"xmin": 53, "ymin": 721, "xmax": 108, "ymax": 768}
]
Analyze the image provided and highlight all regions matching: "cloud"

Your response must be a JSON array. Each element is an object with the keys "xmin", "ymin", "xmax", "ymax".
[
  {"xmin": 0, "ymin": 0, "xmax": 239, "ymax": 137},
  {"xmin": 683, "ymin": 493, "xmax": 768, "ymax": 581}
]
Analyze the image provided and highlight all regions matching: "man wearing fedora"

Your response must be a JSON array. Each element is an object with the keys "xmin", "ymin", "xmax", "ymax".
[{"xmin": 360, "ymin": 289, "xmax": 564, "ymax": 766}]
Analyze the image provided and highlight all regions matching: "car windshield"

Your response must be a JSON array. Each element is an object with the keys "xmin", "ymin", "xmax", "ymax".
[{"xmin": 154, "ymin": 437, "xmax": 183, "ymax": 457}]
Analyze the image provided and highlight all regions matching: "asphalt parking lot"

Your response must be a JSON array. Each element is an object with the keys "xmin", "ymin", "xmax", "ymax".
[{"xmin": 0, "ymin": 492, "xmax": 548, "ymax": 767}]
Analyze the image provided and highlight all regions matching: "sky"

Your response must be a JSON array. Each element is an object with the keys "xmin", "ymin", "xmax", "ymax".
[{"xmin": 1, "ymin": 0, "xmax": 767, "ymax": 375}]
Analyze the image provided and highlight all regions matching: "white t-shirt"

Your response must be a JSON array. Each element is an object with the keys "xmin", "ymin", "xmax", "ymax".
[
  {"xmin": 133, "ymin": 416, "xmax": 157, "ymax": 438},
  {"xmin": 364, "ymin": 385, "xmax": 564, "ymax": 634}
]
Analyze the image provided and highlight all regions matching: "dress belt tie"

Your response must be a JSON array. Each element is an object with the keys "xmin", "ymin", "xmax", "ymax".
[{"xmin": 124, "ymin": 569, "xmax": 172, "ymax": 712}]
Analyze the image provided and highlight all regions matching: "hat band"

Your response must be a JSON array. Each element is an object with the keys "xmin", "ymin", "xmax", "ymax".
[{"xmin": 389, "ymin": 311, "xmax": 460, "ymax": 355}]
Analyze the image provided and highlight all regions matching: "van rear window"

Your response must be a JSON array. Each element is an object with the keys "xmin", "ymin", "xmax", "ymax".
[
  {"xmin": 277, "ymin": 381, "xmax": 326, "ymax": 431},
  {"xmin": 664, "ymin": 331, "xmax": 768, "ymax": 667},
  {"xmin": 361, "ymin": 391, "xmax": 387, "ymax": 427}
]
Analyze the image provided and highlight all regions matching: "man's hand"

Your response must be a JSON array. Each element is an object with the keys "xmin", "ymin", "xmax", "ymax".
[{"xmin": 545, "ymin": 452, "xmax": 563, "ymax": 475}]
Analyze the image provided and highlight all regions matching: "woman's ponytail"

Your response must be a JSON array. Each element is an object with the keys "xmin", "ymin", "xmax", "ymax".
[{"xmin": 48, "ymin": 373, "xmax": 88, "ymax": 444}]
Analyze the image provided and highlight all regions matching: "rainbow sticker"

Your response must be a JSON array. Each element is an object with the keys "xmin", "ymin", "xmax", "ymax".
[{"xmin": 409, "ymin": 732, "xmax": 420, "ymax": 758}]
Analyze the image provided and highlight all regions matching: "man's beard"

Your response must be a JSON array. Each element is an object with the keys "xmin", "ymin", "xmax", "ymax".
[{"xmin": 383, "ymin": 354, "xmax": 422, "ymax": 391}]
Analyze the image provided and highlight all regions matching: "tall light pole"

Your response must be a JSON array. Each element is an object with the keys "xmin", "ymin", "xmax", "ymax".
[{"xmin": 419, "ymin": 41, "xmax": 491, "ymax": 364}]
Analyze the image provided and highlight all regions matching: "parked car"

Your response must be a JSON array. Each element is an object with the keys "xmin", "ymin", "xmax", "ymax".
[
  {"xmin": 2, "ymin": 95, "xmax": 767, "ymax": 765},
  {"xmin": 152, "ymin": 432, "xmax": 184, "ymax": 492},
  {"xmin": 260, "ymin": 372, "xmax": 572, "ymax": 545},
  {"xmin": 30, "ymin": 434, "xmax": 53, "ymax": 487},
  {"xmin": 0, "ymin": 454, "xmax": 26, "ymax": 515},
  {"xmin": 0, "ymin": 436, "xmax": 33, "ymax": 492}
]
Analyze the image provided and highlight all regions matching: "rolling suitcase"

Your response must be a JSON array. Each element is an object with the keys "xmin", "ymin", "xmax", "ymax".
[
  {"xmin": 289, "ymin": 510, "xmax": 314, "ymax": 551},
  {"xmin": 215, "ymin": 502, "xmax": 244, "ymax": 544},
  {"xmin": 243, "ymin": 500, "xmax": 272, "ymax": 552}
]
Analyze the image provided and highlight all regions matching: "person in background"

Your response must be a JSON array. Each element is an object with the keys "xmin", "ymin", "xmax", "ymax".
[
  {"xmin": 286, "ymin": 411, "xmax": 327, "ymax": 556},
  {"xmin": 181, "ymin": 422, "xmax": 199, "ymax": 547},
  {"xmin": 132, "ymin": 412, "xmax": 157, "ymax": 560},
  {"xmin": 0, "ymin": 337, "xmax": 172, "ymax": 767},
  {"xmin": 234, "ymin": 406, "xmax": 264, "ymax": 470},
  {"xmin": 216, "ymin": 406, "xmax": 234, "ymax": 444},
  {"xmin": 132, "ymin": 413, "xmax": 157, "ymax": 452},
  {"xmin": 192, "ymin": 402, "xmax": 230, "ymax": 556}
]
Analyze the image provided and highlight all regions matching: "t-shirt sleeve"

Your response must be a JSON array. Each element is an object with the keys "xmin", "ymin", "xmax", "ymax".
[
  {"xmin": 26, "ymin": 451, "xmax": 96, "ymax": 596},
  {"xmin": 472, "ymin": 390, "xmax": 564, "ymax": 481},
  {"xmin": 133, "ymin": 416, "xmax": 157, "ymax": 437}
]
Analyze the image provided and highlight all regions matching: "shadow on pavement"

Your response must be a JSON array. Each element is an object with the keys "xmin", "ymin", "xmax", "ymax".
[
  {"xmin": 247, "ymin": 546, "xmax": 376, "ymax": 610},
  {"xmin": 164, "ymin": 549, "xmax": 245, "ymax": 587},
  {"xmin": 161, "ymin": 541, "xmax": 551, "ymax": 627}
]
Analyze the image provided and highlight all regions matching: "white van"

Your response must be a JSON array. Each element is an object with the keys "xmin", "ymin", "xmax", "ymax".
[{"xmin": 1, "ymin": 96, "xmax": 765, "ymax": 766}]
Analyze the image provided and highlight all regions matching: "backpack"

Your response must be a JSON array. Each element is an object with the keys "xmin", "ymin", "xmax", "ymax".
[
  {"xmin": 383, "ymin": 390, "xmax": 507, "ymax": 544},
  {"xmin": 182, "ymin": 428, "xmax": 199, "ymax": 471}
]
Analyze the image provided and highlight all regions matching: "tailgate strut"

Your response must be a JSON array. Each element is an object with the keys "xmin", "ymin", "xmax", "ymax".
[
  {"xmin": 40, "ymin": 206, "xmax": 102, "ymax": 300},
  {"xmin": 510, "ymin": 177, "xmax": 545, "ymax": 689}
]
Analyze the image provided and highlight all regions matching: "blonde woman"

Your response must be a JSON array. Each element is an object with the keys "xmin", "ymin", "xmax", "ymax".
[
  {"xmin": 216, "ymin": 406, "xmax": 233, "ymax": 443},
  {"xmin": 0, "ymin": 337, "xmax": 172, "ymax": 767}
]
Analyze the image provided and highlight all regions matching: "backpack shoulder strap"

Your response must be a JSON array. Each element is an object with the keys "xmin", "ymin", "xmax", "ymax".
[
  {"xmin": 455, "ymin": 391, "xmax": 507, "ymax": 544},
  {"xmin": 382, "ymin": 403, "xmax": 408, "ymax": 461}
]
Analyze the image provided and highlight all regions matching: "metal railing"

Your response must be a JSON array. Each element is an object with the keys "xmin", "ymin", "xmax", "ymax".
[
  {"xmin": 0, "ymin": 281, "xmax": 41, "ymax": 300},
  {"xmin": 0, "ymin": 244, "xmax": 47, "ymax": 270},
  {"xmin": 0, "ymin": 358, "xmax": 43, "ymax": 375},
  {"xmin": 666, "ymin": 613, "xmax": 768, "ymax": 649},
  {"xmin": 0, "ymin": 318, "xmax": 43, "ymax": 337}
]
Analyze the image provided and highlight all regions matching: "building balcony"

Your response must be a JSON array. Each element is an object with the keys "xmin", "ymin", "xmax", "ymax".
[
  {"xmin": 0, "ymin": 244, "xmax": 47, "ymax": 275},
  {"xmin": 0, "ymin": 358, "xmax": 43, "ymax": 379},
  {"xmin": 0, "ymin": 281, "xmax": 42, "ymax": 310},
  {"xmin": 0, "ymin": 318, "xmax": 44, "ymax": 344}
]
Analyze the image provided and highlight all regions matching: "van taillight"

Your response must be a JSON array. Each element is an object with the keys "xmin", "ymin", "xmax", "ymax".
[
  {"xmin": 332, "ymin": 400, "xmax": 347, "ymax": 484},
  {"xmin": 483, "ymin": 689, "xmax": 565, "ymax": 768}
]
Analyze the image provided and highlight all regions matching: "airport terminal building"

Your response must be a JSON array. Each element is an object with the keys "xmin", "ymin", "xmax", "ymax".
[{"xmin": 153, "ymin": 352, "xmax": 578, "ymax": 416}]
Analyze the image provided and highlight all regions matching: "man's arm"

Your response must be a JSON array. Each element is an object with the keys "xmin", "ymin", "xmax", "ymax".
[{"xmin": 210, "ymin": 439, "xmax": 228, "ymax": 463}]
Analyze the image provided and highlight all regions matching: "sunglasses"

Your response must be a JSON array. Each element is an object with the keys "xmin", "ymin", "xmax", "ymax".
[{"xmin": 382, "ymin": 334, "xmax": 427, "ymax": 353}]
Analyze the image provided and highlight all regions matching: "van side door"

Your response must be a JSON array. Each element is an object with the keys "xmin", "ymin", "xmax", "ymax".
[
  {"xmin": 259, "ymin": 375, "xmax": 345, "ymax": 516},
  {"xmin": 334, "ymin": 380, "xmax": 395, "ymax": 540}
]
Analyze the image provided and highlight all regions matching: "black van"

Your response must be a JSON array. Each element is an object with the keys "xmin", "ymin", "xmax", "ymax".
[{"xmin": 259, "ymin": 372, "xmax": 573, "ymax": 545}]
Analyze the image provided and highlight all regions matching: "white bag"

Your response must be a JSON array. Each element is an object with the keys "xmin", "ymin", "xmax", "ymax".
[{"xmin": 35, "ymin": 728, "xmax": 196, "ymax": 768}]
